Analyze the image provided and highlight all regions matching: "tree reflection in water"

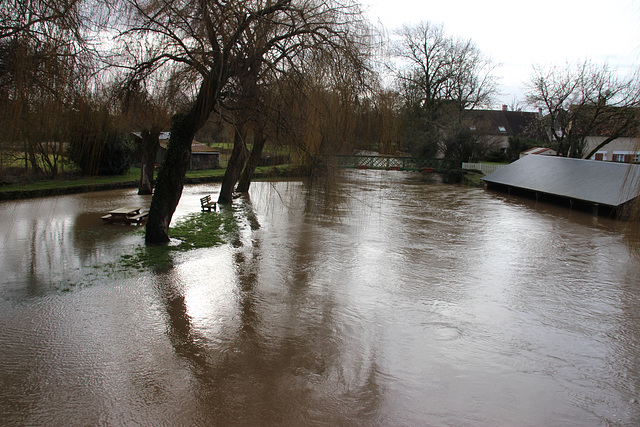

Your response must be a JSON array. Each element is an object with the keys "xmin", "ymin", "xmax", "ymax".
[{"xmin": 154, "ymin": 192, "xmax": 384, "ymax": 425}]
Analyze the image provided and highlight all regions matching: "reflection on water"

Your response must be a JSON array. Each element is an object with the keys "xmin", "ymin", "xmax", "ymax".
[{"xmin": 1, "ymin": 171, "xmax": 640, "ymax": 425}]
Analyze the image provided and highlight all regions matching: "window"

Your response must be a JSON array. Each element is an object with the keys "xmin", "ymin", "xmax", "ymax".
[
  {"xmin": 497, "ymin": 126, "xmax": 506, "ymax": 133},
  {"xmin": 614, "ymin": 152, "xmax": 640, "ymax": 163}
]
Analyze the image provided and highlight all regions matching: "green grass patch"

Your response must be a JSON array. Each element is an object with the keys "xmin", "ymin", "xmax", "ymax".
[
  {"xmin": 461, "ymin": 171, "xmax": 485, "ymax": 188},
  {"xmin": 117, "ymin": 210, "xmax": 238, "ymax": 272},
  {"xmin": 0, "ymin": 168, "xmax": 141, "ymax": 192},
  {"xmin": 170, "ymin": 211, "xmax": 236, "ymax": 249},
  {"xmin": 480, "ymin": 161, "xmax": 510, "ymax": 165},
  {"xmin": 0, "ymin": 166, "xmax": 228, "ymax": 193},
  {"xmin": 184, "ymin": 168, "xmax": 226, "ymax": 179}
]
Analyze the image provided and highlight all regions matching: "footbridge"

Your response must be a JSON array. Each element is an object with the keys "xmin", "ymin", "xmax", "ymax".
[{"xmin": 330, "ymin": 155, "xmax": 446, "ymax": 172}]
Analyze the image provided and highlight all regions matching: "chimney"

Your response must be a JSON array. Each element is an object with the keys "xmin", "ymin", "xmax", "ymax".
[{"xmin": 502, "ymin": 104, "xmax": 508, "ymax": 111}]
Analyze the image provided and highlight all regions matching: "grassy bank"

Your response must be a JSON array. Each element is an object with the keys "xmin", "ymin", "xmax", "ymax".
[
  {"xmin": 0, "ymin": 165, "xmax": 298, "ymax": 200},
  {"xmin": 461, "ymin": 170, "xmax": 486, "ymax": 187}
]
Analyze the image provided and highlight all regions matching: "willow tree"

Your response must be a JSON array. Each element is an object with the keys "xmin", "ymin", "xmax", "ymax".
[
  {"xmin": 233, "ymin": 28, "xmax": 374, "ymax": 196},
  {"xmin": 209, "ymin": 0, "xmax": 373, "ymax": 202},
  {"xmin": 0, "ymin": 0, "xmax": 106, "ymax": 178},
  {"xmin": 112, "ymin": 80, "xmax": 178, "ymax": 194},
  {"xmin": 116, "ymin": 0, "xmax": 371, "ymax": 243}
]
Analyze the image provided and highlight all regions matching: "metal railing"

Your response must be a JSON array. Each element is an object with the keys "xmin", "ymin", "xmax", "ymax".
[
  {"xmin": 331, "ymin": 155, "xmax": 446, "ymax": 172},
  {"xmin": 461, "ymin": 162, "xmax": 505, "ymax": 175}
]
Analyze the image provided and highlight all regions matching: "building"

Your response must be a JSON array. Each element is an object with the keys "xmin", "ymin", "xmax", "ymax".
[
  {"xmin": 549, "ymin": 104, "xmax": 640, "ymax": 162},
  {"xmin": 133, "ymin": 132, "xmax": 220, "ymax": 170},
  {"xmin": 158, "ymin": 140, "xmax": 220, "ymax": 170},
  {"xmin": 585, "ymin": 136, "xmax": 639, "ymax": 163},
  {"xmin": 467, "ymin": 106, "xmax": 540, "ymax": 153}
]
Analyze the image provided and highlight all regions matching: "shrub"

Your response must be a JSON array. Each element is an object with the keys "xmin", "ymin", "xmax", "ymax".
[
  {"xmin": 68, "ymin": 129, "xmax": 134, "ymax": 176},
  {"xmin": 67, "ymin": 103, "xmax": 134, "ymax": 176},
  {"xmin": 484, "ymin": 150, "xmax": 507, "ymax": 163}
]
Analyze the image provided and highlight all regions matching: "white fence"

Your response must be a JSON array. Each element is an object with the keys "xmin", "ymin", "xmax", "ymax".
[{"xmin": 461, "ymin": 162, "xmax": 506, "ymax": 175}]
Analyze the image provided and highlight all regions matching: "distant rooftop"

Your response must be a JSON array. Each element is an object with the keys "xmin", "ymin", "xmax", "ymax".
[
  {"xmin": 468, "ymin": 109, "xmax": 539, "ymax": 137},
  {"xmin": 133, "ymin": 131, "xmax": 219, "ymax": 154},
  {"xmin": 159, "ymin": 140, "xmax": 218, "ymax": 154},
  {"xmin": 520, "ymin": 147, "xmax": 557, "ymax": 157},
  {"xmin": 482, "ymin": 155, "xmax": 640, "ymax": 208}
]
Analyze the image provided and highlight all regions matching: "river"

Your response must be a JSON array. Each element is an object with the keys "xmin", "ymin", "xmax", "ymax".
[{"xmin": 1, "ymin": 169, "xmax": 640, "ymax": 426}]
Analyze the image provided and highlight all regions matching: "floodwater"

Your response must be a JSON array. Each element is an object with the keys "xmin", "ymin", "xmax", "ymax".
[{"xmin": 1, "ymin": 170, "xmax": 640, "ymax": 426}]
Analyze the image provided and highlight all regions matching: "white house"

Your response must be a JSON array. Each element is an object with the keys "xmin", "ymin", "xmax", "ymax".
[{"xmin": 585, "ymin": 136, "xmax": 639, "ymax": 163}]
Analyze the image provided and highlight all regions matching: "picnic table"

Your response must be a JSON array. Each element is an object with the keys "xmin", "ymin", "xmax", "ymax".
[{"xmin": 101, "ymin": 206, "xmax": 149, "ymax": 225}]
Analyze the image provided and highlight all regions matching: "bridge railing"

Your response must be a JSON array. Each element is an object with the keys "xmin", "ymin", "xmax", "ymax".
[{"xmin": 330, "ymin": 155, "xmax": 448, "ymax": 172}]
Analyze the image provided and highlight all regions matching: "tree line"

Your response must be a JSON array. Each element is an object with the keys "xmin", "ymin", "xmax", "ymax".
[{"xmin": 2, "ymin": 0, "xmax": 639, "ymax": 243}]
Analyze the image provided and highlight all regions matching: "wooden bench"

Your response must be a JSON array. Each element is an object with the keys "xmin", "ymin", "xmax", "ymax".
[{"xmin": 200, "ymin": 195, "xmax": 216, "ymax": 212}]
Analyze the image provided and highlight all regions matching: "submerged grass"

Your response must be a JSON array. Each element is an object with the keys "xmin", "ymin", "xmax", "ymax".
[{"xmin": 117, "ymin": 210, "xmax": 238, "ymax": 272}]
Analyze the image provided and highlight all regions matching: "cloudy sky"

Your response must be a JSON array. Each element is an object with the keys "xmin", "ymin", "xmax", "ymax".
[{"xmin": 361, "ymin": 0, "xmax": 640, "ymax": 107}]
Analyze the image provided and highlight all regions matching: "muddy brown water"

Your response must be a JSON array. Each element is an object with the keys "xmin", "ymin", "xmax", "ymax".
[{"xmin": 1, "ymin": 170, "xmax": 640, "ymax": 426}]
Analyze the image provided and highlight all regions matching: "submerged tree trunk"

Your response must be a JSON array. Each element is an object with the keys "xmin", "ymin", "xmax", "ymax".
[
  {"xmin": 236, "ymin": 129, "xmax": 266, "ymax": 193},
  {"xmin": 218, "ymin": 126, "xmax": 249, "ymax": 204},
  {"xmin": 145, "ymin": 114, "xmax": 195, "ymax": 244},
  {"xmin": 138, "ymin": 129, "xmax": 160, "ymax": 195},
  {"xmin": 144, "ymin": 73, "xmax": 221, "ymax": 244}
]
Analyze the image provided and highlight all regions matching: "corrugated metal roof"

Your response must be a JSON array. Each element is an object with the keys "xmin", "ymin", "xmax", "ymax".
[{"xmin": 482, "ymin": 155, "xmax": 640, "ymax": 207}]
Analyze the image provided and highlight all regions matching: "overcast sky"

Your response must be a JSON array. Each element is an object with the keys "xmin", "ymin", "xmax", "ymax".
[{"xmin": 362, "ymin": 0, "xmax": 640, "ymax": 108}]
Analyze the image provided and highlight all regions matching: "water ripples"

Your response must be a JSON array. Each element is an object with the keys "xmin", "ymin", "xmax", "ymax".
[{"xmin": 2, "ymin": 176, "xmax": 640, "ymax": 425}]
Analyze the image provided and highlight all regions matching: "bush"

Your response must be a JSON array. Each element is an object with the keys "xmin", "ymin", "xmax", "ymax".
[
  {"xmin": 441, "ymin": 128, "xmax": 487, "ymax": 163},
  {"xmin": 484, "ymin": 150, "xmax": 507, "ymax": 163},
  {"xmin": 67, "ymin": 103, "xmax": 134, "ymax": 176},
  {"xmin": 441, "ymin": 169, "xmax": 463, "ymax": 184},
  {"xmin": 68, "ymin": 130, "xmax": 134, "ymax": 176}
]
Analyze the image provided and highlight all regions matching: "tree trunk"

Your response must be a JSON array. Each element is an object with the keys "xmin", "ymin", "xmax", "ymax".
[
  {"xmin": 138, "ymin": 129, "xmax": 160, "ymax": 195},
  {"xmin": 27, "ymin": 141, "xmax": 41, "ymax": 178},
  {"xmin": 144, "ymin": 74, "xmax": 221, "ymax": 244},
  {"xmin": 236, "ymin": 129, "xmax": 266, "ymax": 193},
  {"xmin": 145, "ymin": 114, "xmax": 194, "ymax": 244},
  {"xmin": 218, "ymin": 126, "xmax": 249, "ymax": 204}
]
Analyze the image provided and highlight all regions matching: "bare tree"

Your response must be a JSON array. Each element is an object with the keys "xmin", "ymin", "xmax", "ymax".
[
  {"xmin": 391, "ymin": 22, "xmax": 498, "ymax": 156},
  {"xmin": 393, "ymin": 22, "xmax": 452, "ymax": 123},
  {"xmin": 116, "ymin": 0, "xmax": 372, "ymax": 243},
  {"xmin": 444, "ymin": 38, "xmax": 498, "ymax": 114},
  {"xmin": 525, "ymin": 61, "xmax": 640, "ymax": 158}
]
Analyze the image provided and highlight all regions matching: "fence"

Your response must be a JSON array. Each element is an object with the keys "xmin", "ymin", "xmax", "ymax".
[
  {"xmin": 332, "ymin": 155, "xmax": 445, "ymax": 172},
  {"xmin": 461, "ymin": 162, "xmax": 506, "ymax": 175}
]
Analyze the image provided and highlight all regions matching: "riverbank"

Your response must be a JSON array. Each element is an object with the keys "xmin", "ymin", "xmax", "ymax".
[
  {"xmin": 0, "ymin": 165, "xmax": 302, "ymax": 200},
  {"xmin": 0, "ymin": 165, "xmax": 486, "ymax": 201}
]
